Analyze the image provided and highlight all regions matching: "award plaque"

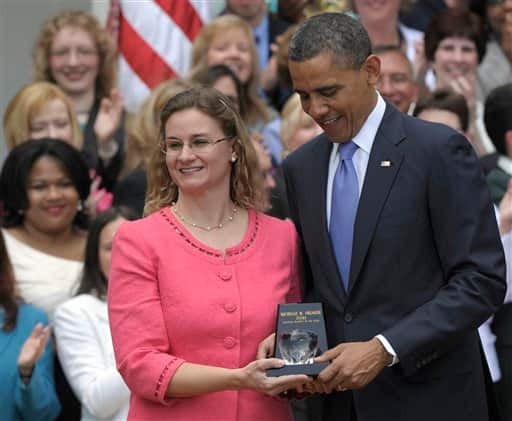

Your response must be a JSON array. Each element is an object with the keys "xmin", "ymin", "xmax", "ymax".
[{"xmin": 267, "ymin": 302, "xmax": 329, "ymax": 377}]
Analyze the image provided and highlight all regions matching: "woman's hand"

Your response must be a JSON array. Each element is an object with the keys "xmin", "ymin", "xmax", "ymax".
[
  {"xmin": 94, "ymin": 88, "xmax": 124, "ymax": 145},
  {"xmin": 238, "ymin": 358, "xmax": 312, "ymax": 396},
  {"xmin": 256, "ymin": 333, "xmax": 276, "ymax": 359},
  {"xmin": 84, "ymin": 170, "xmax": 113, "ymax": 217},
  {"xmin": 449, "ymin": 73, "xmax": 476, "ymax": 116},
  {"xmin": 17, "ymin": 323, "xmax": 51, "ymax": 377}
]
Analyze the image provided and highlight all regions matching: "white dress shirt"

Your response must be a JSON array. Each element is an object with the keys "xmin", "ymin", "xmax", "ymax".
[{"xmin": 326, "ymin": 93, "xmax": 398, "ymax": 364}]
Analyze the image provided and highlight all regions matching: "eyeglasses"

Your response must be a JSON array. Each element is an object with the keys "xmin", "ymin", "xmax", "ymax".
[{"xmin": 161, "ymin": 136, "xmax": 233, "ymax": 155}]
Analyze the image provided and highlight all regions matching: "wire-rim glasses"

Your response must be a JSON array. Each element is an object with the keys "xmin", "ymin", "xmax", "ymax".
[{"xmin": 161, "ymin": 136, "xmax": 234, "ymax": 156}]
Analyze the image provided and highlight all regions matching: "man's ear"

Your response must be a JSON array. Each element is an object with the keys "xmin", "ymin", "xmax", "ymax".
[{"xmin": 363, "ymin": 55, "xmax": 381, "ymax": 86}]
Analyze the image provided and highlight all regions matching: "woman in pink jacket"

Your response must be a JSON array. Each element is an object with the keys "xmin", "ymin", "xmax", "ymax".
[{"xmin": 108, "ymin": 87, "xmax": 309, "ymax": 420}]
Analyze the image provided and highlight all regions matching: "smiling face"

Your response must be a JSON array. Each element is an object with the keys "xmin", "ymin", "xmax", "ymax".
[
  {"xmin": 164, "ymin": 108, "xmax": 234, "ymax": 198},
  {"xmin": 207, "ymin": 28, "xmax": 253, "ymax": 84},
  {"xmin": 354, "ymin": 0, "xmax": 401, "ymax": 24},
  {"xmin": 29, "ymin": 98, "xmax": 74, "ymax": 144},
  {"xmin": 289, "ymin": 52, "xmax": 379, "ymax": 144},
  {"xmin": 376, "ymin": 50, "xmax": 417, "ymax": 113},
  {"xmin": 49, "ymin": 26, "xmax": 99, "ymax": 97},
  {"xmin": 24, "ymin": 155, "xmax": 80, "ymax": 235},
  {"xmin": 433, "ymin": 37, "xmax": 479, "ymax": 88}
]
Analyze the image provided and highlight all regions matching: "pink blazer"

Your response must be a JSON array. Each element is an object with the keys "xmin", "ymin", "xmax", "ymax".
[{"xmin": 108, "ymin": 208, "xmax": 303, "ymax": 421}]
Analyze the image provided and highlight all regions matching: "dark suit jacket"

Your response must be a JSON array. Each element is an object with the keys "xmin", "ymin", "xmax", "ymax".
[{"xmin": 281, "ymin": 103, "xmax": 506, "ymax": 421}]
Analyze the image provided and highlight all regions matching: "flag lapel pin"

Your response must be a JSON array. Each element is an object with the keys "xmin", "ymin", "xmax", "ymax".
[{"xmin": 380, "ymin": 160, "xmax": 392, "ymax": 167}]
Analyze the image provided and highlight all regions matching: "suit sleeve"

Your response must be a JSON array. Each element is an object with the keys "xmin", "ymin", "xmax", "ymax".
[
  {"xmin": 382, "ymin": 132, "xmax": 506, "ymax": 375},
  {"xmin": 54, "ymin": 300, "xmax": 130, "ymax": 418},
  {"xmin": 108, "ymin": 221, "xmax": 185, "ymax": 404},
  {"xmin": 282, "ymin": 159, "xmax": 315, "ymax": 302}
]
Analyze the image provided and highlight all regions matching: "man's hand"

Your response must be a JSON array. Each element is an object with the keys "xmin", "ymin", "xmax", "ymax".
[{"xmin": 311, "ymin": 338, "xmax": 392, "ymax": 393}]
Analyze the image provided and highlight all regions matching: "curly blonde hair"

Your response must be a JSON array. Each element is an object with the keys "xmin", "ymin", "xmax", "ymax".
[
  {"xmin": 144, "ymin": 87, "xmax": 265, "ymax": 215},
  {"xmin": 3, "ymin": 82, "xmax": 83, "ymax": 150},
  {"xmin": 123, "ymin": 78, "xmax": 193, "ymax": 175},
  {"xmin": 189, "ymin": 15, "xmax": 271, "ymax": 127},
  {"xmin": 33, "ymin": 10, "xmax": 116, "ymax": 99}
]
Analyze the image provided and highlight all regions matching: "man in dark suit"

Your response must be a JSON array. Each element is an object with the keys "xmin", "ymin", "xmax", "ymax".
[{"xmin": 281, "ymin": 13, "xmax": 506, "ymax": 421}]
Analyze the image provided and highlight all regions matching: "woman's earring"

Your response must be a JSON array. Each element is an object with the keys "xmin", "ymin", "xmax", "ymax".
[
  {"xmin": 77, "ymin": 201, "xmax": 83, "ymax": 212},
  {"xmin": 231, "ymin": 153, "xmax": 238, "ymax": 163}
]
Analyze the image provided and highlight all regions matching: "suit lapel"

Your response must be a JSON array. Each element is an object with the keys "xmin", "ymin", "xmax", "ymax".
[
  {"xmin": 307, "ymin": 136, "xmax": 348, "ymax": 304},
  {"xmin": 348, "ymin": 106, "xmax": 405, "ymax": 293}
]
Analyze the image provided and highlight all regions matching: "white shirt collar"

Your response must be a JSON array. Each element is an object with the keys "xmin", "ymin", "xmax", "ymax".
[{"xmin": 330, "ymin": 93, "xmax": 386, "ymax": 157}]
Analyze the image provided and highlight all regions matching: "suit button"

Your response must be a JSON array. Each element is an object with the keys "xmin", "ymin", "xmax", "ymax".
[
  {"xmin": 224, "ymin": 303, "xmax": 237, "ymax": 313},
  {"xmin": 344, "ymin": 313, "xmax": 353, "ymax": 323},
  {"xmin": 218, "ymin": 271, "xmax": 232, "ymax": 281},
  {"xmin": 223, "ymin": 337, "xmax": 236, "ymax": 349}
]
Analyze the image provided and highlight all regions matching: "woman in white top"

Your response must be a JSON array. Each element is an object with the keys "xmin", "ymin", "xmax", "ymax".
[
  {"xmin": 55, "ymin": 207, "xmax": 134, "ymax": 421},
  {"xmin": 0, "ymin": 138, "xmax": 90, "ymax": 322}
]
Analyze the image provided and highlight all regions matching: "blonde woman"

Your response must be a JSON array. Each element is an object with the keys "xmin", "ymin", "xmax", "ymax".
[
  {"xmin": 33, "ymin": 10, "xmax": 124, "ymax": 192},
  {"xmin": 280, "ymin": 93, "xmax": 322, "ymax": 159},
  {"xmin": 3, "ymin": 82, "xmax": 82, "ymax": 150},
  {"xmin": 114, "ymin": 79, "xmax": 192, "ymax": 216},
  {"xmin": 190, "ymin": 14, "xmax": 272, "ymax": 129},
  {"xmin": 109, "ymin": 87, "xmax": 308, "ymax": 420}
]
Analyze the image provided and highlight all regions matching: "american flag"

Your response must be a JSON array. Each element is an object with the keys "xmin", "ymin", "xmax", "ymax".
[{"xmin": 108, "ymin": 0, "xmax": 211, "ymax": 112}]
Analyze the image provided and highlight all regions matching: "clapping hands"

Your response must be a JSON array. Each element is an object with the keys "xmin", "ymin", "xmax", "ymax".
[
  {"xmin": 17, "ymin": 323, "xmax": 51, "ymax": 381},
  {"xmin": 94, "ymin": 88, "xmax": 124, "ymax": 145}
]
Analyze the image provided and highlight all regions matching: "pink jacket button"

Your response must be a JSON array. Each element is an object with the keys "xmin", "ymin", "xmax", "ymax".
[
  {"xmin": 218, "ymin": 271, "xmax": 232, "ymax": 281},
  {"xmin": 223, "ymin": 337, "xmax": 236, "ymax": 348},
  {"xmin": 224, "ymin": 303, "xmax": 237, "ymax": 313}
]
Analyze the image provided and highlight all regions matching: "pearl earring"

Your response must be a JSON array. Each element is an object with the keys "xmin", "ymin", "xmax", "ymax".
[{"xmin": 231, "ymin": 153, "xmax": 238, "ymax": 163}]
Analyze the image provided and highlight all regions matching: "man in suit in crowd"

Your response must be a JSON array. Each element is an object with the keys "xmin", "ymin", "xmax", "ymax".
[
  {"xmin": 281, "ymin": 13, "xmax": 506, "ymax": 421},
  {"xmin": 483, "ymin": 82, "xmax": 512, "ymax": 420},
  {"xmin": 374, "ymin": 45, "xmax": 417, "ymax": 115}
]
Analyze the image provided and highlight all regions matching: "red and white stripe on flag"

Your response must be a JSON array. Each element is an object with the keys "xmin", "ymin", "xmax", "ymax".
[{"xmin": 111, "ymin": 0, "xmax": 211, "ymax": 112}]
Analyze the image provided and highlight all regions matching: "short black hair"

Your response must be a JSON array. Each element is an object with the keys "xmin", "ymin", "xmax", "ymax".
[
  {"xmin": 288, "ymin": 12, "xmax": 371, "ymax": 69},
  {"xmin": 484, "ymin": 83, "xmax": 512, "ymax": 156},
  {"xmin": 0, "ymin": 138, "xmax": 90, "ymax": 228},
  {"xmin": 414, "ymin": 89, "xmax": 469, "ymax": 132},
  {"xmin": 76, "ymin": 206, "xmax": 137, "ymax": 298}
]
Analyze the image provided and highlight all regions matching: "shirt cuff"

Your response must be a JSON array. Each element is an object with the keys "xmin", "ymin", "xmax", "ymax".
[{"xmin": 375, "ymin": 334, "xmax": 399, "ymax": 366}]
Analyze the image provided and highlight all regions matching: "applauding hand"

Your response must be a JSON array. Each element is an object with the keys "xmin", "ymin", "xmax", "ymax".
[{"xmin": 17, "ymin": 323, "xmax": 51, "ymax": 382}]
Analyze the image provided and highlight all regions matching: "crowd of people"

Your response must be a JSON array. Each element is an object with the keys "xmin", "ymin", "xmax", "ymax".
[{"xmin": 1, "ymin": 0, "xmax": 512, "ymax": 420}]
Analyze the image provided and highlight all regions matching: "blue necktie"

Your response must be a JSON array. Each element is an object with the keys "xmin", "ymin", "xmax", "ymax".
[{"xmin": 330, "ymin": 141, "xmax": 359, "ymax": 290}]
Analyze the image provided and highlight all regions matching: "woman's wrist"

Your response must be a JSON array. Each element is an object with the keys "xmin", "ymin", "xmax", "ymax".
[{"xmin": 231, "ymin": 367, "xmax": 245, "ymax": 390}]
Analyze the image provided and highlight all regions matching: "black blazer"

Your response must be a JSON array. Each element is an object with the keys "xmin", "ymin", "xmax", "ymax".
[{"xmin": 282, "ymin": 103, "xmax": 506, "ymax": 421}]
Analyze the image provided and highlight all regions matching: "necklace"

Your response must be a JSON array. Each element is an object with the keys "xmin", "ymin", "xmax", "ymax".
[{"xmin": 171, "ymin": 203, "xmax": 237, "ymax": 231}]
